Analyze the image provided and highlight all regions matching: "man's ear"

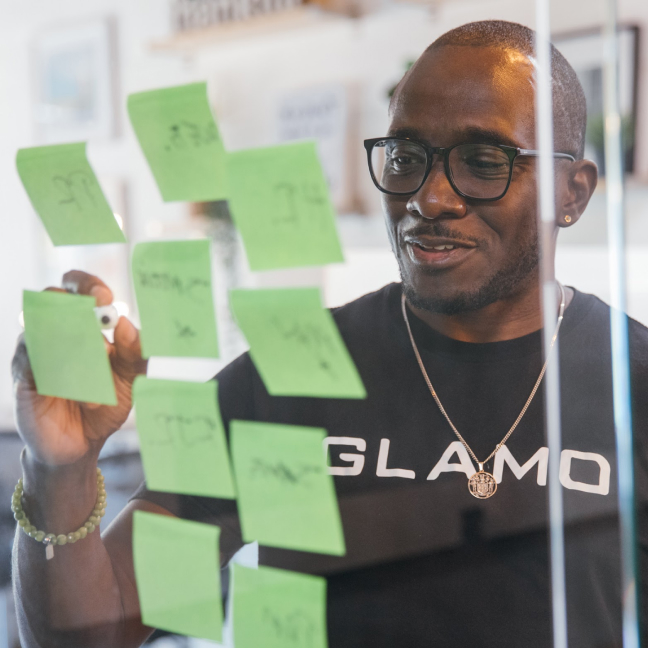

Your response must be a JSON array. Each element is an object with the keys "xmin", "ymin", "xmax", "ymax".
[{"xmin": 556, "ymin": 159, "xmax": 598, "ymax": 228}]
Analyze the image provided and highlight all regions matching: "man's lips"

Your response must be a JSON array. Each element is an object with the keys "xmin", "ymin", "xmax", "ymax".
[
  {"xmin": 403, "ymin": 235, "xmax": 477, "ymax": 250},
  {"xmin": 403, "ymin": 235, "xmax": 477, "ymax": 269}
]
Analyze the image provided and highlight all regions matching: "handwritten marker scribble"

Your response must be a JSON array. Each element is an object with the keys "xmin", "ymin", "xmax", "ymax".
[
  {"xmin": 249, "ymin": 458, "xmax": 322, "ymax": 486},
  {"xmin": 270, "ymin": 317, "xmax": 339, "ymax": 381},
  {"xmin": 152, "ymin": 413, "xmax": 216, "ymax": 448},
  {"xmin": 136, "ymin": 271, "xmax": 210, "ymax": 301},
  {"xmin": 262, "ymin": 607, "xmax": 316, "ymax": 647},
  {"xmin": 53, "ymin": 170, "xmax": 97, "ymax": 211},
  {"xmin": 174, "ymin": 320, "xmax": 197, "ymax": 339},
  {"xmin": 165, "ymin": 120, "xmax": 220, "ymax": 152}
]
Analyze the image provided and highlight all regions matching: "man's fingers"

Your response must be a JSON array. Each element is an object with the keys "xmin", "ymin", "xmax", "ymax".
[
  {"xmin": 62, "ymin": 270, "xmax": 113, "ymax": 307},
  {"xmin": 113, "ymin": 317, "xmax": 148, "ymax": 376},
  {"xmin": 81, "ymin": 401, "xmax": 103, "ymax": 411},
  {"xmin": 11, "ymin": 334, "xmax": 36, "ymax": 389}
]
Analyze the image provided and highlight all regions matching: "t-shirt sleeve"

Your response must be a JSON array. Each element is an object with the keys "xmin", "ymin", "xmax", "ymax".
[{"xmin": 129, "ymin": 351, "xmax": 259, "ymax": 566}]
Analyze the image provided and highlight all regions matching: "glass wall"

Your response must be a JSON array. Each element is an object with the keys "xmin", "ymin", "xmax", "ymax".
[{"xmin": 1, "ymin": 0, "xmax": 647, "ymax": 646}]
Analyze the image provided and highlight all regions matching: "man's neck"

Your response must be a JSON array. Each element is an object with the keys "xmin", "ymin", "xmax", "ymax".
[{"xmin": 407, "ymin": 283, "xmax": 574, "ymax": 344}]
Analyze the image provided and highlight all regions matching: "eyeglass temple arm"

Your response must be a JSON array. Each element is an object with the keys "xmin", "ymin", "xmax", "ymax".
[{"xmin": 517, "ymin": 148, "xmax": 576, "ymax": 161}]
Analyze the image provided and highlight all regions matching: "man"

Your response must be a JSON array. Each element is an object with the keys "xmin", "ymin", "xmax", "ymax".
[{"xmin": 11, "ymin": 19, "xmax": 646, "ymax": 648}]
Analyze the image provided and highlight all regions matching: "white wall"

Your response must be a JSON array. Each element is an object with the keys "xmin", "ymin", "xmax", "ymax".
[
  {"xmin": 0, "ymin": 0, "xmax": 188, "ymax": 426},
  {"xmin": 1, "ymin": 0, "xmax": 647, "ymax": 428}
]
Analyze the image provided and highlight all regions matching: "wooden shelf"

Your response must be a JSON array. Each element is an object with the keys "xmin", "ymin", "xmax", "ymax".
[{"xmin": 150, "ymin": 5, "xmax": 349, "ymax": 52}]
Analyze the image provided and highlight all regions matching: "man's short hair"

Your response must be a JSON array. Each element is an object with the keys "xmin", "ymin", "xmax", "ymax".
[{"xmin": 393, "ymin": 20, "xmax": 587, "ymax": 160}]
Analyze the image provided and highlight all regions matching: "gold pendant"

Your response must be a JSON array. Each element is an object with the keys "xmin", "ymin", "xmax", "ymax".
[{"xmin": 468, "ymin": 463, "xmax": 497, "ymax": 499}]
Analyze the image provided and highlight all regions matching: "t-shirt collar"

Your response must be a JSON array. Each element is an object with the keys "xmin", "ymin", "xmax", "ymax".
[{"xmin": 400, "ymin": 285, "xmax": 594, "ymax": 361}]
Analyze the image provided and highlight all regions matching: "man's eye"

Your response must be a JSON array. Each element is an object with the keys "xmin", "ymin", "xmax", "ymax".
[
  {"xmin": 387, "ymin": 151, "xmax": 425, "ymax": 166},
  {"xmin": 467, "ymin": 156, "xmax": 505, "ymax": 167},
  {"xmin": 464, "ymin": 155, "xmax": 508, "ymax": 175},
  {"xmin": 393, "ymin": 155, "xmax": 415, "ymax": 165}
]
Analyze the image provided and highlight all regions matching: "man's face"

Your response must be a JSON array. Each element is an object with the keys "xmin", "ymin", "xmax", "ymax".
[{"xmin": 385, "ymin": 45, "xmax": 543, "ymax": 314}]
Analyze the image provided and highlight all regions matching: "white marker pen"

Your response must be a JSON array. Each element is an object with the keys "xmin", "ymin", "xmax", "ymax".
[
  {"xmin": 94, "ymin": 305, "xmax": 120, "ymax": 330},
  {"xmin": 19, "ymin": 302, "xmax": 127, "ymax": 330}
]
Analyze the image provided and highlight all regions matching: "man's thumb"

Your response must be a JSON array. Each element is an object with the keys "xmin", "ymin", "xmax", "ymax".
[{"xmin": 113, "ymin": 317, "xmax": 147, "ymax": 374}]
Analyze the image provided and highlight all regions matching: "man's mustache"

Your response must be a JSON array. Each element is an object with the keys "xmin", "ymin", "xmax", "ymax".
[{"xmin": 401, "ymin": 223, "xmax": 484, "ymax": 248}]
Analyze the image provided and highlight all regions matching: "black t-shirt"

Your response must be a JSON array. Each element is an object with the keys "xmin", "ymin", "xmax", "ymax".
[{"xmin": 133, "ymin": 283, "xmax": 648, "ymax": 648}]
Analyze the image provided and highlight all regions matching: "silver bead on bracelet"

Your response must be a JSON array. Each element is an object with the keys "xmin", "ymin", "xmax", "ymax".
[{"xmin": 11, "ymin": 467, "xmax": 107, "ymax": 560}]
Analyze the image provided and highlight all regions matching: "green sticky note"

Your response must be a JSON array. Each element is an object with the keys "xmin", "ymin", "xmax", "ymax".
[
  {"xmin": 133, "ymin": 377, "xmax": 236, "ymax": 498},
  {"xmin": 227, "ymin": 142, "xmax": 344, "ymax": 271},
  {"xmin": 231, "ymin": 420, "xmax": 346, "ymax": 555},
  {"xmin": 232, "ymin": 564, "xmax": 328, "ymax": 648},
  {"xmin": 132, "ymin": 239, "xmax": 219, "ymax": 358},
  {"xmin": 16, "ymin": 143, "xmax": 126, "ymax": 246},
  {"xmin": 22, "ymin": 290, "xmax": 117, "ymax": 405},
  {"xmin": 133, "ymin": 512, "xmax": 223, "ymax": 641},
  {"xmin": 127, "ymin": 82, "xmax": 228, "ymax": 202},
  {"xmin": 229, "ymin": 288, "xmax": 365, "ymax": 399}
]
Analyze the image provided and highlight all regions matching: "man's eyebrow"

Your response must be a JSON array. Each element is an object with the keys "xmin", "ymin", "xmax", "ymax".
[
  {"xmin": 385, "ymin": 126, "xmax": 522, "ymax": 149},
  {"xmin": 386, "ymin": 127, "xmax": 423, "ymax": 140},
  {"xmin": 461, "ymin": 127, "xmax": 521, "ymax": 148}
]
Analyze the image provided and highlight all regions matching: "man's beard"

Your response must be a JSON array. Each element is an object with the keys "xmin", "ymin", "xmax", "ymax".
[{"xmin": 397, "ymin": 224, "xmax": 540, "ymax": 315}]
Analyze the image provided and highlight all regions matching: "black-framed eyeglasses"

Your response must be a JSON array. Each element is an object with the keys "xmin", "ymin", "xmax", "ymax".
[{"xmin": 364, "ymin": 137, "xmax": 576, "ymax": 201}]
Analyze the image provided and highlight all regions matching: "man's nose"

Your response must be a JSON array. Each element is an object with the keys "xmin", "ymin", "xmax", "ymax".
[{"xmin": 406, "ymin": 158, "xmax": 467, "ymax": 220}]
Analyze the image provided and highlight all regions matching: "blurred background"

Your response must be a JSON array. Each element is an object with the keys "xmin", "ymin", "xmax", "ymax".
[{"xmin": 0, "ymin": 0, "xmax": 646, "ymax": 645}]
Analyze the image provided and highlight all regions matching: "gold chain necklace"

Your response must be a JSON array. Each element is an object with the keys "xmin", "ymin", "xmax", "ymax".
[{"xmin": 401, "ymin": 284, "xmax": 565, "ymax": 499}]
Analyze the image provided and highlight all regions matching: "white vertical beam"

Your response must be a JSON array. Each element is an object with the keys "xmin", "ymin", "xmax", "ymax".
[
  {"xmin": 0, "ymin": 588, "xmax": 8, "ymax": 648},
  {"xmin": 602, "ymin": 2, "xmax": 640, "ymax": 647},
  {"xmin": 534, "ymin": 1, "xmax": 568, "ymax": 647}
]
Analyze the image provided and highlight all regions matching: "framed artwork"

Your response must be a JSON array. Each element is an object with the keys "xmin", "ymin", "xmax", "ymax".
[
  {"xmin": 33, "ymin": 18, "xmax": 118, "ymax": 144},
  {"xmin": 276, "ymin": 84, "xmax": 360, "ymax": 214},
  {"xmin": 553, "ymin": 26, "xmax": 639, "ymax": 175}
]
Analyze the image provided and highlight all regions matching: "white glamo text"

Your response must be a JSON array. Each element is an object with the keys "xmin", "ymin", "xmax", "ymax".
[{"xmin": 323, "ymin": 437, "xmax": 611, "ymax": 496}]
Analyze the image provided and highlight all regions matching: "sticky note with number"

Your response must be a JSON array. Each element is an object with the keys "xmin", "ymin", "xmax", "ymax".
[
  {"xmin": 16, "ymin": 143, "xmax": 126, "ymax": 246},
  {"xmin": 227, "ymin": 142, "xmax": 344, "ymax": 271},
  {"xmin": 231, "ymin": 420, "xmax": 346, "ymax": 555},
  {"xmin": 22, "ymin": 290, "xmax": 117, "ymax": 405},
  {"xmin": 133, "ymin": 377, "xmax": 236, "ymax": 498},
  {"xmin": 229, "ymin": 287, "xmax": 365, "ymax": 399},
  {"xmin": 232, "ymin": 564, "xmax": 328, "ymax": 648},
  {"xmin": 133, "ymin": 512, "xmax": 223, "ymax": 642},
  {"xmin": 132, "ymin": 239, "xmax": 219, "ymax": 358},
  {"xmin": 127, "ymin": 82, "xmax": 228, "ymax": 202}
]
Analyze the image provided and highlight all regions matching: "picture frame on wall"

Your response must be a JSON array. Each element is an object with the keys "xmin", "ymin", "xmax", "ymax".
[
  {"xmin": 554, "ymin": 25, "xmax": 639, "ymax": 176},
  {"xmin": 276, "ymin": 84, "xmax": 361, "ymax": 214},
  {"xmin": 33, "ymin": 17, "xmax": 118, "ymax": 144}
]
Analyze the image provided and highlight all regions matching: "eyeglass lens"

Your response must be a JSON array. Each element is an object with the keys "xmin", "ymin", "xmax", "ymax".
[{"xmin": 370, "ymin": 139, "xmax": 512, "ymax": 199}]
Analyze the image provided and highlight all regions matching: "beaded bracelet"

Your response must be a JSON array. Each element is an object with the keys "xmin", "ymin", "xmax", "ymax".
[{"xmin": 11, "ymin": 467, "xmax": 107, "ymax": 560}]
